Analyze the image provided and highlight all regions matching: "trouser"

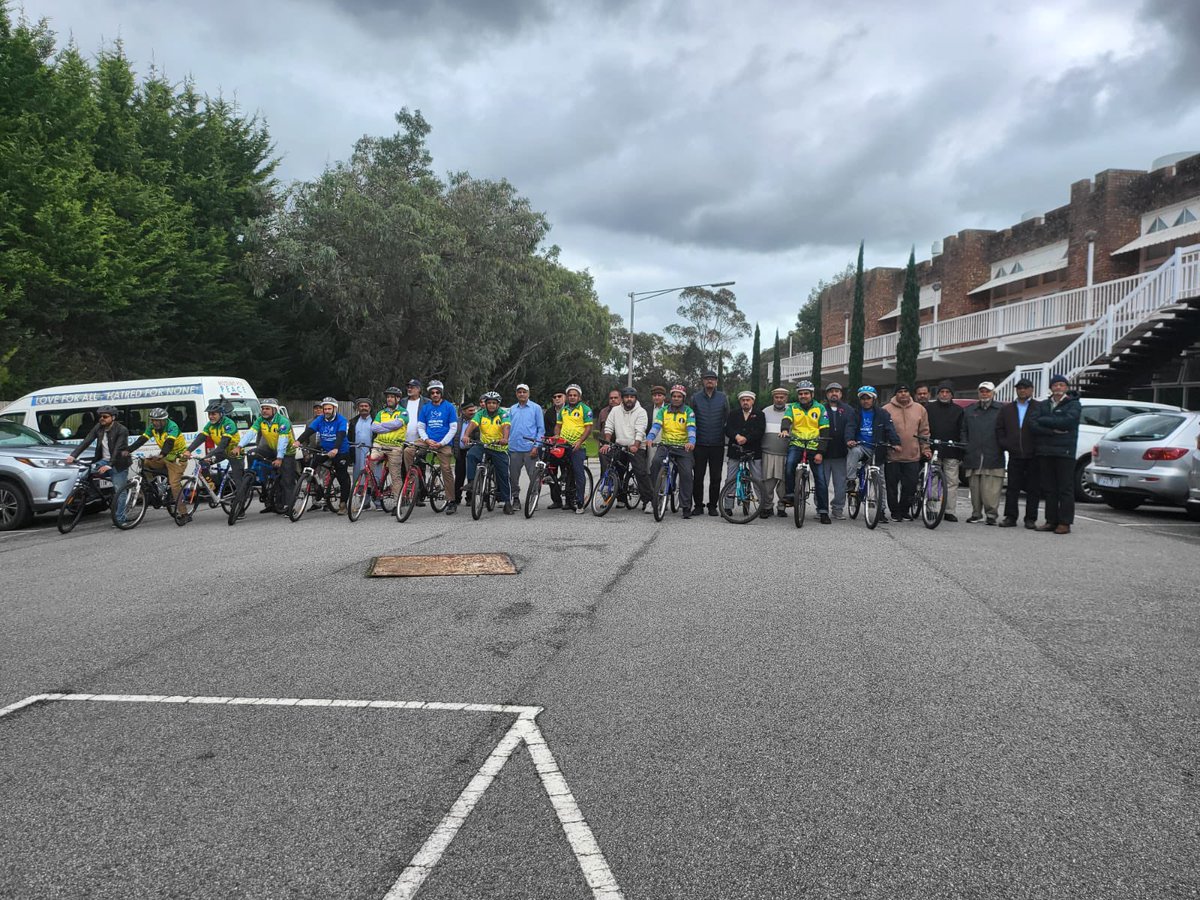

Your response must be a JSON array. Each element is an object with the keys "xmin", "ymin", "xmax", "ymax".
[
  {"xmin": 255, "ymin": 441, "xmax": 297, "ymax": 508},
  {"xmin": 822, "ymin": 456, "xmax": 848, "ymax": 513},
  {"xmin": 627, "ymin": 447, "xmax": 654, "ymax": 500},
  {"xmin": 565, "ymin": 445, "xmax": 588, "ymax": 506},
  {"xmin": 142, "ymin": 456, "xmax": 186, "ymax": 510},
  {"xmin": 1004, "ymin": 456, "xmax": 1041, "ymax": 523},
  {"xmin": 761, "ymin": 453, "xmax": 788, "ymax": 510},
  {"xmin": 651, "ymin": 445, "xmax": 694, "ymax": 511},
  {"xmin": 692, "ymin": 444, "xmax": 724, "ymax": 511},
  {"xmin": 96, "ymin": 460, "xmax": 129, "ymax": 523},
  {"xmin": 966, "ymin": 468, "xmax": 1004, "ymax": 521},
  {"xmin": 509, "ymin": 450, "xmax": 539, "ymax": 501},
  {"xmin": 369, "ymin": 445, "xmax": 405, "ymax": 495},
  {"xmin": 885, "ymin": 460, "xmax": 920, "ymax": 518},
  {"xmin": 454, "ymin": 447, "xmax": 469, "ymax": 503},
  {"xmin": 785, "ymin": 445, "xmax": 829, "ymax": 514},
  {"xmin": 844, "ymin": 444, "xmax": 876, "ymax": 484},
  {"xmin": 940, "ymin": 458, "xmax": 961, "ymax": 513},
  {"xmin": 467, "ymin": 444, "xmax": 511, "ymax": 505},
  {"xmin": 721, "ymin": 457, "xmax": 767, "ymax": 510},
  {"xmin": 404, "ymin": 444, "xmax": 455, "ymax": 502},
  {"xmin": 1039, "ymin": 456, "xmax": 1075, "ymax": 526}
]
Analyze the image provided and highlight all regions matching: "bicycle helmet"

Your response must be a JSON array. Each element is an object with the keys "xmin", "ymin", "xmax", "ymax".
[
  {"xmin": 620, "ymin": 387, "xmax": 638, "ymax": 397},
  {"xmin": 384, "ymin": 386, "xmax": 403, "ymax": 396},
  {"xmin": 796, "ymin": 380, "xmax": 815, "ymax": 392},
  {"xmin": 259, "ymin": 397, "xmax": 279, "ymax": 410},
  {"xmin": 669, "ymin": 384, "xmax": 686, "ymax": 396},
  {"xmin": 857, "ymin": 386, "xmax": 877, "ymax": 397},
  {"xmin": 97, "ymin": 404, "xmax": 119, "ymax": 416},
  {"xmin": 320, "ymin": 396, "xmax": 338, "ymax": 407},
  {"xmin": 482, "ymin": 391, "xmax": 501, "ymax": 402},
  {"xmin": 205, "ymin": 401, "xmax": 226, "ymax": 414},
  {"xmin": 565, "ymin": 383, "xmax": 583, "ymax": 395},
  {"xmin": 149, "ymin": 407, "xmax": 168, "ymax": 420},
  {"xmin": 427, "ymin": 380, "xmax": 445, "ymax": 392}
]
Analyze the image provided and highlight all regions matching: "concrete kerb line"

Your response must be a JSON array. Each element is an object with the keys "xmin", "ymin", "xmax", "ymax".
[{"xmin": 0, "ymin": 693, "xmax": 623, "ymax": 900}]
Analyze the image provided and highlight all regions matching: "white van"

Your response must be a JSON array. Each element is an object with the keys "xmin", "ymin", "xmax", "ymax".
[{"xmin": 0, "ymin": 376, "xmax": 266, "ymax": 446}]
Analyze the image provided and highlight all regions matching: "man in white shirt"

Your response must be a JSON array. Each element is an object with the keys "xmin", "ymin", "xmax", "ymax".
[
  {"xmin": 602, "ymin": 386, "xmax": 653, "ymax": 512},
  {"xmin": 760, "ymin": 387, "xmax": 791, "ymax": 517}
]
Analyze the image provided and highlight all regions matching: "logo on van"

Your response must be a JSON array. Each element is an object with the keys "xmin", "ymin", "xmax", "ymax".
[{"xmin": 31, "ymin": 384, "xmax": 205, "ymax": 405}]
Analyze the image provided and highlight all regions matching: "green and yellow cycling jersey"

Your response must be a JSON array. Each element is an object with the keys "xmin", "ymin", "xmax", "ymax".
[
  {"xmin": 782, "ymin": 401, "xmax": 829, "ymax": 448},
  {"xmin": 142, "ymin": 420, "xmax": 186, "ymax": 461},
  {"xmin": 654, "ymin": 404, "xmax": 695, "ymax": 446},
  {"xmin": 373, "ymin": 407, "xmax": 408, "ymax": 446},
  {"xmin": 250, "ymin": 414, "xmax": 295, "ymax": 456},
  {"xmin": 557, "ymin": 402, "xmax": 593, "ymax": 444},
  {"xmin": 202, "ymin": 416, "xmax": 242, "ymax": 457},
  {"xmin": 472, "ymin": 408, "xmax": 510, "ymax": 445}
]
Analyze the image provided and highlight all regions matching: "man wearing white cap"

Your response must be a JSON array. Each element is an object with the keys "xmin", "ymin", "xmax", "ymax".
[
  {"xmin": 760, "ymin": 387, "xmax": 791, "ymax": 516},
  {"xmin": 723, "ymin": 390, "xmax": 769, "ymax": 518},
  {"xmin": 507, "ymin": 383, "xmax": 544, "ymax": 505},
  {"xmin": 962, "ymin": 380, "xmax": 1004, "ymax": 524}
]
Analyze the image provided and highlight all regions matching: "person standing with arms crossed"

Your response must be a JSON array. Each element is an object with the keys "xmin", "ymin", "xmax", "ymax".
[{"xmin": 690, "ymin": 369, "xmax": 729, "ymax": 517}]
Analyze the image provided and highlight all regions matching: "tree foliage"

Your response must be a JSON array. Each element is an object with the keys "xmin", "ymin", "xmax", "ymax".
[
  {"xmin": 771, "ymin": 329, "xmax": 781, "ymax": 389},
  {"xmin": 796, "ymin": 259, "xmax": 855, "ymax": 390},
  {"xmin": 895, "ymin": 248, "xmax": 921, "ymax": 389},
  {"xmin": 750, "ymin": 323, "xmax": 761, "ymax": 396},
  {"xmin": 848, "ymin": 241, "xmax": 866, "ymax": 401}
]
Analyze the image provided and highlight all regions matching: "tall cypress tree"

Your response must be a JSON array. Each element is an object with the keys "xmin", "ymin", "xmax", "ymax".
[
  {"xmin": 896, "ymin": 247, "xmax": 921, "ymax": 390},
  {"xmin": 848, "ymin": 241, "xmax": 866, "ymax": 401},
  {"xmin": 771, "ymin": 328, "xmax": 782, "ymax": 389},
  {"xmin": 750, "ymin": 322, "xmax": 761, "ymax": 396}
]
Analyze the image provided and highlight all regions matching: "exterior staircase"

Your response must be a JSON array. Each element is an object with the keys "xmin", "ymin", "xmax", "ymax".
[{"xmin": 993, "ymin": 244, "xmax": 1200, "ymax": 402}]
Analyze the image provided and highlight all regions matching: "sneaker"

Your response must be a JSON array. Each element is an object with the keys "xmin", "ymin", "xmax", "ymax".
[
  {"xmin": 831, "ymin": 510, "xmax": 845, "ymax": 520},
  {"xmin": 819, "ymin": 514, "xmax": 831, "ymax": 525},
  {"xmin": 682, "ymin": 510, "xmax": 693, "ymax": 519},
  {"xmin": 548, "ymin": 501, "xmax": 563, "ymax": 510},
  {"xmin": 643, "ymin": 504, "xmax": 654, "ymax": 515},
  {"xmin": 1024, "ymin": 520, "xmax": 1037, "ymax": 530},
  {"xmin": 336, "ymin": 502, "xmax": 346, "ymax": 516},
  {"xmin": 966, "ymin": 515, "xmax": 983, "ymax": 524},
  {"xmin": 943, "ymin": 513, "xmax": 958, "ymax": 522},
  {"xmin": 503, "ymin": 502, "xmax": 515, "ymax": 515},
  {"xmin": 776, "ymin": 508, "xmax": 787, "ymax": 518},
  {"xmin": 986, "ymin": 518, "xmax": 997, "ymax": 526},
  {"xmin": 445, "ymin": 502, "xmax": 458, "ymax": 515},
  {"xmin": 258, "ymin": 506, "xmax": 275, "ymax": 514},
  {"xmin": 758, "ymin": 509, "xmax": 772, "ymax": 519},
  {"xmin": 879, "ymin": 514, "xmax": 890, "ymax": 524},
  {"xmin": 374, "ymin": 500, "xmax": 385, "ymax": 511},
  {"xmin": 574, "ymin": 506, "xmax": 586, "ymax": 515},
  {"xmin": 845, "ymin": 478, "xmax": 856, "ymax": 494},
  {"xmin": 998, "ymin": 519, "xmax": 1016, "ymax": 528},
  {"xmin": 707, "ymin": 506, "xmax": 718, "ymax": 517}
]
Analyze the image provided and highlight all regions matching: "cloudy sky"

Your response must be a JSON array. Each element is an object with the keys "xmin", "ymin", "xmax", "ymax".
[{"xmin": 18, "ymin": 0, "xmax": 1200, "ymax": 351}]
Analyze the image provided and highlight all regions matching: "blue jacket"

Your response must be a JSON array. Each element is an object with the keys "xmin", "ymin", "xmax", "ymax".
[
  {"xmin": 690, "ymin": 389, "xmax": 729, "ymax": 446},
  {"xmin": 307, "ymin": 414, "xmax": 350, "ymax": 454},
  {"xmin": 844, "ymin": 405, "xmax": 900, "ymax": 454}
]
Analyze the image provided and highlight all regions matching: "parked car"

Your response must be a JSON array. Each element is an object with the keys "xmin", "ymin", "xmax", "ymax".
[
  {"xmin": 0, "ymin": 420, "xmax": 77, "ymax": 530},
  {"xmin": 1085, "ymin": 410, "xmax": 1200, "ymax": 516},
  {"xmin": 1188, "ymin": 442, "xmax": 1200, "ymax": 522},
  {"xmin": 1074, "ymin": 398, "xmax": 1182, "ymax": 502}
]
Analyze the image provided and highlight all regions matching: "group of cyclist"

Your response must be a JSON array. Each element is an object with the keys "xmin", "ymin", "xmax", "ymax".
[{"xmin": 63, "ymin": 371, "xmax": 1078, "ymax": 530}]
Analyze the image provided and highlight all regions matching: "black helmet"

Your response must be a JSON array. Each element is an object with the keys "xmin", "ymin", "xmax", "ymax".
[
  {"xmin": 384, "ymin": 386, "xmax": 403, "ymax": 396},
  {"xmin": 97, "ymin": 404, "xmax": 118, "ymax": 416},
  {"xmin": 620, "ymin": 387, "xmax": 638, "ymax": 397}
]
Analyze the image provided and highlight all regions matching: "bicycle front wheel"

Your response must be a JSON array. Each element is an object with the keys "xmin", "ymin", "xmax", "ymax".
[
  {"xmin": 847, "ymin": 474, "xmax": 862, "ymax": 519},
  {"xmin": 428, "ymin": 468, "xmax": 447, "ymax": 512},
  {"xmin": 229, "ymin": 475, "xmax": 254, "ymax": 526},
  {"xmin": 395, "ymin": 471, "xmax": 419, "ymax": 523},
  {"xmin": 793, "ymin": 466, "xmax": 809, "ymax": 529},
  {"xmin": 653, "ymin": 466, "xmax": 669, "ymax": 522},
  {"xmin": 720, "ymin": 469, "xmax": 757, "ymax": 524},
  {"xmin": 113, "ymin": 481, "xmax": 146, "ymax": 530},
  {"xmin": 523, "ymin": 471, "xmax": 543, "ymax": 519},
  {"xmin": 485, "ymin": 466, "xmax": 497, "ymax": 512},
  {"xmin": 57, "ymin": 485, "xmax": 88, "ymax": 534},
  {"xmin": 290, "ymin": 474, "xmax": 315, "ymax": 522},
  {"xmin": 922, "ymin": 468, "xmax": 946, "ymax": 529},
  {"xmin": 865, "ymin": 470, "xmax": 884, "ymax": 530},
  {"xmin": 471, "ymin": 466, "xmax": 487, "ymax": 520},
  {"xmin": 591, "ymin": 469, "xmax": 617, "ymax": 516},
  {"xmin": 348, "ymin": 470, "xmax": 371, "ymax": 522}
]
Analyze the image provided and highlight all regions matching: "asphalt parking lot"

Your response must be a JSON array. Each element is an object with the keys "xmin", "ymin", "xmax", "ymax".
[{"xmin": 2, "ymin": 486, "xmax": 1198, "ymax": 898}]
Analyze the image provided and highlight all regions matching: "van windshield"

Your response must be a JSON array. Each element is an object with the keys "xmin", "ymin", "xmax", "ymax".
[{"xmin": 223, "ymin": 398, "xmax": 261, "ymax": 430}]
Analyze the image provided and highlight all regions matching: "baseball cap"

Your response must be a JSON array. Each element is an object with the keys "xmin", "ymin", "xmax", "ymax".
[
  {"xmin": 978, "ymin": 381, "xmax": 995, "ymax": 391},
  {"xmin": 407, "ymin": 378, "xmax": 421, "ymax": 387},
  {"xmin": 516, "ymin": 383, "xmax": 530, "ymax": 391},
  {"xmin": 702, "ymin": 369, "xmax": 718, "ymax": 379},
  {"xmin": 825, "ymin": 382, "xmax": 843, "ymax": 391}
]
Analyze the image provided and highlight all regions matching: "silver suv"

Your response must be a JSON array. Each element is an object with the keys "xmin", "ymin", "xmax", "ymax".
[{"xmin": 0, "ymin": 421, "xmax": 77, "ymax": 530}]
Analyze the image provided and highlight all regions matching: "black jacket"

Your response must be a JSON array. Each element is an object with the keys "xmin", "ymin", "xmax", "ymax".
[
  {"xmin": 996, "ymin": 399, "xmax": 1038, "ymax": 459},
  {"xmin": 925, "ymin": 400, "xmax": 965, "ymax": 460},
  {"xmin": 71, "ymin": 422, "xmax": 132, "ymax": 470},
  {"xmin": 1030, "ymin": 394, "xmax": 1082, "ymax": 458},
  {"xmin": 822, "ymin": 400, "xmax": 854, "ymax": 459},
  {"xmin": 962, "ymin": 401, "xmax": 1004, "ymax": 469},
  {"xmin": 725, "ymin": 408, "xmax": 766, "ymax": 459}
]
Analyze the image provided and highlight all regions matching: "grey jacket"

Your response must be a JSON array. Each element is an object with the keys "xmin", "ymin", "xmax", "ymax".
[
  {"xmin": 690, "ymin": 389, "xmax": 729, "ymax": 446},
  {"xmin": 962, "ymin": 401, "xmax": 1004, "ymax": 470}
]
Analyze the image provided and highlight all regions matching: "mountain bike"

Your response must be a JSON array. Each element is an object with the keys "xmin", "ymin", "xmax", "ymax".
[
  {"xmin": 112, "ymin": 456, "xmax": 184, "ymax": 530},
  {"xmin": 292, "ymin": 448, "xmax": 342, "ymax": 522},
  {"xmin": 177, "ymin": 455, "xmax": 240, "ymax": 520},
  {"xmin": 719, "ymin": 446, "xmax": 763, "ymax": 524},
  {"xmin": 348, "ymin": 443, "xmax": 395, "ymax": 521},
  {"xmin": 912, "ymin": 437, "xmax": 965, "ymax": 529},
  {"xmin": 525, "ymin": 437, "xmax": 593, "ymax": 518},
  {"xmin": 57, "ymin": 463, "xmax": 113, "ymax": 534},
  {"xmin": 591, "ymin": 445, "xmax": 642, "ymax": 516},
  {"xmin": 790, "ymin": 446, "xmax": 818, "ymax": 529},
  {"xmin": 228, "ymin": 448, "xmax": 285, "ymax": 526},
  {"xmin": 394, "ymin": 442, "xmax": 448, "ymax": 523},
  {"xmin": 652, "ymin": 448, "xmax": 684, "ymax": 522},
  {"xmin": 469, "ymin": 441, "xmax": 508, "ymax": 520},
  {"xmin": 847, "ymin": 449, "xmax": 887, "ymax": 530}
]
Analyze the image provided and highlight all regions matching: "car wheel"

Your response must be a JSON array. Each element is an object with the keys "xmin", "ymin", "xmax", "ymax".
[
  {"xmin": 0, "ymin": 480, "xmax": 32, "ymax": 531},
  {"xmin": 1102, "ymin": 493, "xmax": 1145, "ymax": 511},
  {"xmin": 1076, "ymin": 458, "xmax": 1102, "ymax": 503},
  {"xmin": 1187, "ymin": 503, "xmax": 1200, "ymax": 523}
]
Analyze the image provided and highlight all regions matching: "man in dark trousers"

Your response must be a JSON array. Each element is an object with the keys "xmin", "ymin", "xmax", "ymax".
[
  {"xmin": 995, "ymin": 377, "xmax": 1040, "ymax": 528},
  {"xmin": 925, "ymin": 381, "xmax": 965, "ymax": 521},
  {"xmin": 723, "ymin": 390, "xmax": 769, "ymax": 519},
  {"xmin": 821, "ymin": 382, "xmax": 853, "ymax": 519},
  {"xmin": 1030, "ymin": 373, "xmax": 1081, "ymax": 535},
  {"xmin": 690, "ymin": 369, "xmax": 729, "ymax": 516}
]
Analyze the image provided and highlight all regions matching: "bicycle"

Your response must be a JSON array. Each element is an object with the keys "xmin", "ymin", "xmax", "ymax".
[
  {"xmin": 291, "ymin": 447, "xmax": 342, "ymax": 522},
  {"xmin": 57, "ymin": 462, "xmax": 114, "ymax": 534},
  {"xmin": 719, "ymin": 446, "xmax": 763, "ymax": 524},
  {"xmin": 591, "ymin": 445, "xmax": 643, "ymax": 516},
  {"xmin": 789, "ymin": 446, "xmax": 819, "ymax": 529},
  {"xmin": 651, "ymin": 448, "xmax": 685, "ymax": 522},
  {"xmin": 394, "ymin": 442, "xmax": 448, "ymax": 523},
  {"xmin": 112, "ymin": 456, "xmax": 185, "ymax": 530},
  {"xmin": 177, "ymin": 455, "xmax": 240, "ymax": 520},
  {"xmin": 469, "ymin": 441, "xmax": 508, "ymax": 520},
  {"xmin": 228, "ymin": 448, "xmax": 286, "ymax": 526},
  {"xmin": 348, "ymin": 443, "xmax": 395, "ymax": 522},
  {"xmin": 524, "ymin": 437, "xmax": 593, "ymax": 518},
  {"xmin": 846, "ymin": 448, "xmax": 887, "ymax": 530},
  {"xmin": 912, "ymin": 437, "xmax": 966, "ymax": 529}
]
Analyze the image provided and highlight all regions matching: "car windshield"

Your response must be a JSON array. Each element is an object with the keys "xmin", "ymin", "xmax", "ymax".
[
  {"xmin": 1106, "ymin": 413, "xmax": 1186, "ymax": 442},
  {"xmin": 0, "ymin": 421, "xmax": 57, "ymax": 447}
]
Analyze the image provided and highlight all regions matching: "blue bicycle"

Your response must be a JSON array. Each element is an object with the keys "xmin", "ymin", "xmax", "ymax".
[
  {"xmin": 652, "ymin": 449, "xmax": 682, "ymax": 522},
  {"xmin": 228, "ymin": 448, "xmax": 285, "ymax": 526},
  {"xmin": 719, "ymin": 446, "xmax": 762, "ymax": 524}
]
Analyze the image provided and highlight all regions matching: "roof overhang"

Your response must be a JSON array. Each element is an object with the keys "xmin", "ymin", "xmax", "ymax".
[
  {"xmin": 969, "ymin": 259, "xmax": 1067, "ymax": 295},
  {"xmin": 1111, "ymin": 220, "xmax": 1200, "ymax": 255}
]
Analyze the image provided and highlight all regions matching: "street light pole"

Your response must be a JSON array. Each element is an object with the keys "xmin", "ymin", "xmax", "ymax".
[{"xmin": 625, "ymin": 281, "xmax": 735, "ymax": 387}]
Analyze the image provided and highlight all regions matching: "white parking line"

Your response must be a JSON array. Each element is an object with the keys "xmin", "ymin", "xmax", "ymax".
[
  {"xmin": 1114, "ymin": 522, "xmax": 1200, "ymax": 527},
  {"xmin": 0, "ymin": 692, "xmax": 622, "ymax": 899}
]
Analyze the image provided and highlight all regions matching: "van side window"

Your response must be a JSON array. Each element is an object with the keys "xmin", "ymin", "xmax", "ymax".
[{"xmin": 117, "ymin": 403, "xmax": 198, "ymax": 434}]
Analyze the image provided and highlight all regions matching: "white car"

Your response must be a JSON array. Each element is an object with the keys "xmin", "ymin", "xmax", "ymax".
[{"xmin": 1074, "ymin": 398, "xmax": 1182, "ymax": 502}]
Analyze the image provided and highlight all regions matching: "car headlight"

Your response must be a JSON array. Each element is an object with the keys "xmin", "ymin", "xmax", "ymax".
[{"xmin": 15, "ymin": 457, "xmax": 77, "ymax": 468}]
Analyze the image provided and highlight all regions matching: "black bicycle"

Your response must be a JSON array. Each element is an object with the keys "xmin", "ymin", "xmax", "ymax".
[
  {"xmin": 57, "ymin": 463, "xmax": 114, "ymax": 534},
  {"xmin": 228, "ymin": 448, "xmax": 286, "ymax": 526},
  {"xmin": 469, "ymin": 441, "xmax": 507, "ymax": 520},
  {"xmin": 591, "ymin": 445, "xmax": 643, "ymax": 516}
]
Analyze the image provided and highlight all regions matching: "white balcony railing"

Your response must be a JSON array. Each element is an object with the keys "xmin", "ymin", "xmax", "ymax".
[{"xmin": 777, "ymin": 271, "xmax": 1149, "ymax": 381}]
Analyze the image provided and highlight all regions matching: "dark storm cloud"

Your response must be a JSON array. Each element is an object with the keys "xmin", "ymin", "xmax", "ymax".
[{"xmin": 327, "ymin": 0, "xmax": 552, "ymax": 35}]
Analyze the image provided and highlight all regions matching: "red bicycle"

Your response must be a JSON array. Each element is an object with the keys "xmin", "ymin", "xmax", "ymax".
[{"xmin": 348, "ymin": 442, "xmax": 395, "ymax": 521}]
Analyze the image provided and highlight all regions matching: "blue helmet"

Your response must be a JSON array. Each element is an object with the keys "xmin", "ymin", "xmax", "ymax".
[{"xmin": 857, "ymin": 386, "xmax": 877, "ymax": 398}]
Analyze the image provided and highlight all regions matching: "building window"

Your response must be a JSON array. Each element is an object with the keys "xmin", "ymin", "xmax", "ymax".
[
  {"xmin": 1147, "ymin": 216, "xmax": 1169, "ymax": 234},
  {"xmin": 1174, "ymin": 208, "xmax": 1197, "ymax": 227}
]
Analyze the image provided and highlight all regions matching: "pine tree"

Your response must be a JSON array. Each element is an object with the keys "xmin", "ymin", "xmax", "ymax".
[
  {"xmin": 848, "ymin": 241, "xmax": 866, "ymax": 402},
  {"xmin": 896, "ymin": 247, "xmax": 921, "ymax": 390},
  {"xmin": 750, "ymin": 323, "xmax": 761, "ymax": 396},
  {"xmin": 771, "ymin": 328, "xmax": 782, "ymax": 391}
]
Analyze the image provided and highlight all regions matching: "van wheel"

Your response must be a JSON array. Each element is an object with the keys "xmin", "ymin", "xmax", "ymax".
[
  {"xmin": 1076, "ymin": 458, "xmax": 1102, "ymax": 503},
  {"xmin": 1102, "ymin": 493, "xmax": 1144, "ymax": 511},
  {"xmin": 0, "ymin": 481, "xmax": 31, "ymax": 531}
]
